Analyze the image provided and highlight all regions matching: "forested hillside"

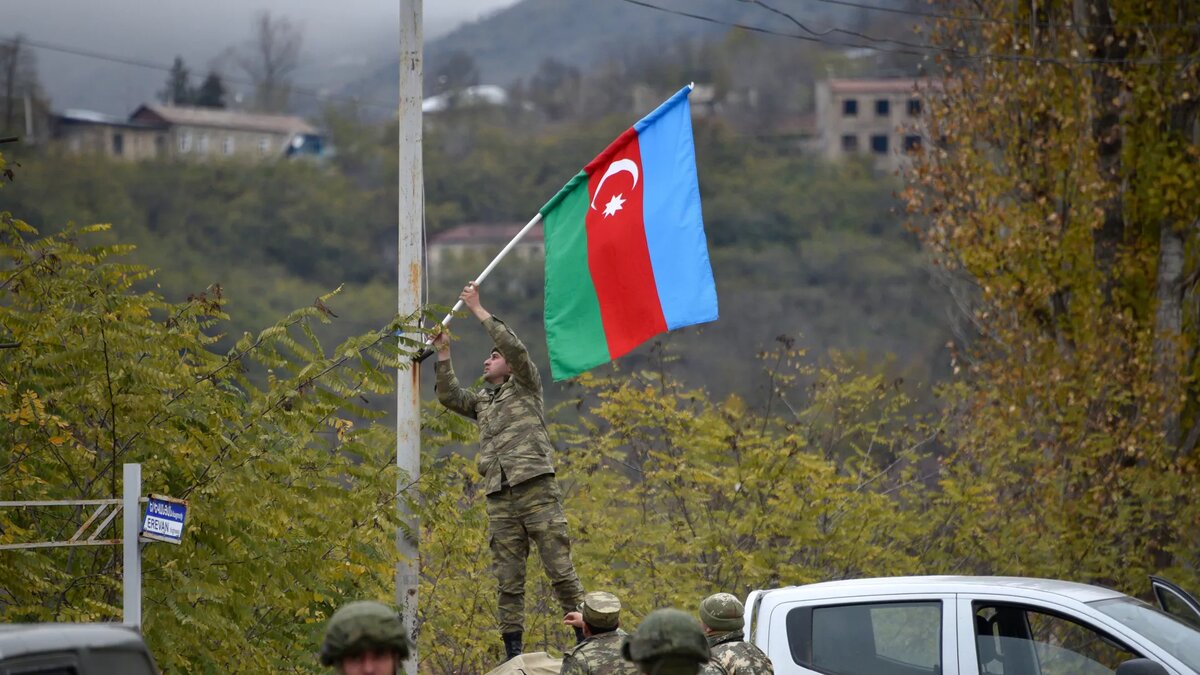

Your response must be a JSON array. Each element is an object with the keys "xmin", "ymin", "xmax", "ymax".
[{"xmin": 0, "ymin": 105, "xmax": 950, "ymax": 409}]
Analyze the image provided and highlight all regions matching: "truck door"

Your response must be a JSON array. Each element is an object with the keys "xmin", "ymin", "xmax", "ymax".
[
  {"xmin": 771, "ymin": 594, "xmax": 957, "ymax": 675},
  {"xmin": 1150, "ymin": 576, "xmax": 1200, "ymax": 631}
]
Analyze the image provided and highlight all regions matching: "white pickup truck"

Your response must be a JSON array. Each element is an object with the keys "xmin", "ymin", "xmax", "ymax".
[{"xmin": 743, "ymin": 575, "xmax": 1200, "ymax": 675}]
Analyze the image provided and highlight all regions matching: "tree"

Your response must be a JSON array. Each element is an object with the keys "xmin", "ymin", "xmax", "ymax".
[
  {"xmin": 0, "ymin": 34, "xmax": 41, "ymax": 134},
  {"xmin": 194, "ymin": 71, "xmax": 227, "ymax": 109},
  {"xmin": 415, "ymin": 344, "xmax": 937, "ymax": 672},
  {"xmin": 905, "ymin": 0, "xmax": 1200, "ymax": 587},
  {"xmin": 431, "ymin": 49, "xmax": 480, "ymax": 97},
  {"xmin": 528, "ymin": 58, "xmax": 581, "ymax": 122},
  {"xmin": 236, "ymin": 11, "xmax": 303, "ymax": 113},
  {"xmin": 0, "ymin": 205, "xmax": 426, "ymax": 669},
  {"xmin": 160, "ymin": 56, "xmax": 193, "ymax": 106}
]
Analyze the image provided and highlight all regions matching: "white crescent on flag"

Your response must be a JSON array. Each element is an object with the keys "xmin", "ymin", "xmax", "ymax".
[{"xmin": 590, "ymin": 159, "xmax": 639, "ymax": 210}]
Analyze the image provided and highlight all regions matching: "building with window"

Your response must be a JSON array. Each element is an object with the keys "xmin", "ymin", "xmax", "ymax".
[
  {"xmin": 53, "ymin": 104, "xmax": 321, "ymax": 162},
  {"xmin": 427, "ymin": 222, "xmax": 544, "ymax": 290},
  {"xmin": 814, "ymin": 78, "xmax": 937, "ymax": 171}
]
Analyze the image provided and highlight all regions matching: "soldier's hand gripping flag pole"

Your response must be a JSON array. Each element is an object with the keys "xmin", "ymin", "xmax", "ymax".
[{"xmin": 413, "ymin": 213, "xmax": 544, "ymax": 363}]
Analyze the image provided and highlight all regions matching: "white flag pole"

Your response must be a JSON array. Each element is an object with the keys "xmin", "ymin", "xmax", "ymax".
[{"xmin": 416, "ymin": 212, "xmax": 543, "ymax": 360}]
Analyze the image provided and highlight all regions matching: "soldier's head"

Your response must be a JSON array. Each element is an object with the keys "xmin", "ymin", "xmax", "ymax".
[
  {"xmin": 699, "ymin": 592, "xmax": 744, "ymax": 635},
  {"xmin": 320, "ymin": 601, "xmax": 411, "ymax": 675},
  {"xmin": 621, "ymin": 608, "xmax": 710, "ymax": 675},
  {"xmin": 483, "ymin": 348, "xmax": 511, "ymax": 384},
  {"xmin": 579, "ymin": 591, "xmax": 622, "ymax": 636}
]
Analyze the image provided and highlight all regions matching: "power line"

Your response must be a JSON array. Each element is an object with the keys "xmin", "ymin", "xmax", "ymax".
[
  {"xmin": 806, "ymin": 0, "xmax": 1200, "ymax": 32},
  {"xmin": 619, "ymin": 0, "xmax": 1200, "ymax": 66},
  {"xmin": 734, "ymin": 0, "xmax": 955, "ymax": 53},
  {"xmin": 1, "ymin": 35, "xmax": 398, "ymax": 113},
  {"xmin": 732, "ymin": 0, "xmax": 1200, "ymax": 63}
]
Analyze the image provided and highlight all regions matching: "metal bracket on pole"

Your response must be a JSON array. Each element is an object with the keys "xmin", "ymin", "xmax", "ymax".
[
  {"xmin": 0, "ymin": 463, "xmax": 144, "ymax": 628},
  {"xmin": 0, "ymin": 499, "xmax": 123, "ymax": 550}
]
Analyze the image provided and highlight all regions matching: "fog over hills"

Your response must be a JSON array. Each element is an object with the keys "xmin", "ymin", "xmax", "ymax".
[
  {"xmin": 344, "ymin": 0, "xmax": 868, "ymax": 105},
  {"xmin": 10, "ymin": 0, "xmax": 906, "ymax": 119},
  {"xmin": 5, "ymin": 0, "xmax": 518, "ymax": 116}
]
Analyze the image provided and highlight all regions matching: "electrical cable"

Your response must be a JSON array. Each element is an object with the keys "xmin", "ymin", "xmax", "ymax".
[
  {"xmin": 1, "ymin": 34, "xmax": 397, "ymax": 112},
  {"xmin": 806, "ymin": 0, "xmax": 1200, "ymax": 32},
  {"xmin": 619, "ymin": 0, "xmax": 1200, "ymax": 66}
]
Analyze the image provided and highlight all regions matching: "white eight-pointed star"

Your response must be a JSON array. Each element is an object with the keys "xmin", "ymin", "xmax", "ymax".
[{"xmin": 603, "ymin": 193, "xmax": 626, "ymax": 217}]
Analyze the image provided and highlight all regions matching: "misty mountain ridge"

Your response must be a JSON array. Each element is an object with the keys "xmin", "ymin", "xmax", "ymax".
[
  {"xmin": 340, "ymin": 0, "xmax": 900, "ymax": 112},
  {"xmin": 21, "ymin": 0, "xmax": 913, "ymax": 121}
]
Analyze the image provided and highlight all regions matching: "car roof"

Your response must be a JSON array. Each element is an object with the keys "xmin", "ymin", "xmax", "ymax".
[
  {"xmin": 0, "ymin": 624, "xmax": 147, "ymax": 660},
  {"xmin": 756, "ymin": 575, "xmax": 1127, "ymax": 604}
]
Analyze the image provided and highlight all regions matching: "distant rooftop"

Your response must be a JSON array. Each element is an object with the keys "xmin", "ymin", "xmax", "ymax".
[
  {"xmin": 57, "ymin": 109, "xmax": 160, "ymax": 129},
  {"xmin": 423, "ymin": 85, "xmax": 509, "ymax": 114},
  {"xmin": 826, "ymin": 78, "xmax": 938, "ymax": 94},
  {"xmin": 132, "ymin": 104, "xmax": 316, "ymax": 135},
  {"xmin": 429, "ymin": 222, "xmax": 543, "ymax": 246}
]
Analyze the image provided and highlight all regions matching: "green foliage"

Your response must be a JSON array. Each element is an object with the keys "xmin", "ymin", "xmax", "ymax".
[
  {"xmin": 0, "ymin": 214, "xmax": 423, "ymax": 671},
  {"xmin": 414, "ymin": 342, "xmax": 937, "ymax": 671},
  {"xmin": 906, "ymin": 0, "xmax": 1200, "ymax": 591},
  {"xmin": 0, "ymin": 153, "xmax": 398, "ymax": 356}
]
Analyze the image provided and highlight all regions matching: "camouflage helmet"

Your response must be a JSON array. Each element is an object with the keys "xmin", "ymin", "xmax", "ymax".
[
  {"xmin": 621, "ymin": 608, "xmax": 710, "ymax": 665},
  {"xmin": 699, "ymin": 592, "xmax": 745, "ymax": 632},
  {"xmin": 320, "ymin": 600, "xmax": 410, "ymax": 666}
]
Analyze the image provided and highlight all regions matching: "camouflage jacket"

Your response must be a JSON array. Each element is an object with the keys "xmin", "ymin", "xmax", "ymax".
[
  {"xmin": 435, "ymin": 316, "xmax": 556, "ymax": 495},
  {"xmin": 560, "ymin": 629, "xmax": 639, "ymax": 675},
  {"xmin": 707, "ymin": 632, "xmax": 773, "ymax": 675}
]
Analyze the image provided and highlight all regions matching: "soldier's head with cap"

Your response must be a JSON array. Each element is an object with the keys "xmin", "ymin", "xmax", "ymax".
[
  {"xmin": 320, "ymin": 600, "xmax": 411, "ymax": 675},
  {"xmin": 579, "ymin": 591, "xmax": 623, "ymax": 636},
  {"xmin": 621, "ymin": 608, "xmax": 711, "ymax": 675},
  {"xmin": 699, "ymin": 592, "xmax": 745, "ymax": 635}
]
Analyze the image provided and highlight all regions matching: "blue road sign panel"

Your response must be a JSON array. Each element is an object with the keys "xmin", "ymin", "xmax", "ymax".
[{"xmin": 142, "ymin": 494, "xmax": 188, "ymax": 545}]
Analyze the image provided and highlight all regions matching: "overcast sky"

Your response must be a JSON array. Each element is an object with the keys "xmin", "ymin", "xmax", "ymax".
[{"xmin": 5, "ymin": 0, "xmax": 522, "ymax": 113}]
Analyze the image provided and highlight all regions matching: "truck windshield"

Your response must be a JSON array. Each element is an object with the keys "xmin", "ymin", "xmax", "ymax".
[{"xmin": 1090, "ymin": 596, "xmax": 1200, "ymax": 671}]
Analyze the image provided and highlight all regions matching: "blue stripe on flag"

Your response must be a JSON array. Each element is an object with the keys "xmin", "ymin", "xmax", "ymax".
[{"xmin": 634, "ymin": 86, "xmax": 719, "ymax": 330}]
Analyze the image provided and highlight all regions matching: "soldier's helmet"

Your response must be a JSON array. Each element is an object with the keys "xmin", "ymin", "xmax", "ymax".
[
  {"xmin": 621, "ymin": 608, "xmax": 710, "ymax": 665},
  {"xmin": 699, "ymin": 592, "xmax": 745, "ymax": 632},
  {"xmin": 320, "ymin": 600, "xmax": 411, "ymax": 666}
]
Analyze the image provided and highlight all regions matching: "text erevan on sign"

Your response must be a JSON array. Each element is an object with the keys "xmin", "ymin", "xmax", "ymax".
[{"xmin": 141, "ymin": 494, "xmax": 188, "ymax": 545}]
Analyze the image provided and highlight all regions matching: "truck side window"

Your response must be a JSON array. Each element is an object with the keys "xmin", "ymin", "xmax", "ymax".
[
  {"xmin": 974, "ymin": 603, "xmax": 1138, "ymax": 675},
  {"xmin": 786, "ymin": 601, "xmax": 941, "ymax": 674},
  {"xmin": 86, "ymin": 649, "xmax": 157, "ymax": 675}
]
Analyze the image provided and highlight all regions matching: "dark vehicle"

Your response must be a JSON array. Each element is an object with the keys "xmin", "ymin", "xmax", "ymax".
[{"xmin": 0, "ymin": 624, "xmax": 157, "ymax": 675}]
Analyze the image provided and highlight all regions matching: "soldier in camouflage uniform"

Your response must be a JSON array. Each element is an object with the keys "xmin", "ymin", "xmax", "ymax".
[
  {"xmin": 621, "ymin": 608, "xmax": 721, "ymax": 675},
  {"xmin": 560, "ymin": 591, "xmax": 640, "ymax": 675},
  {"xmin": 319, "ymin": 600, "xmax": 411, "ymax": 675},
  {"xmin": 434, "ymin": 282, "xmax": 586, "ymax": 662},
  {"xmin": 698, "ymin": 593, "xmax": 773, "ymax": 675}
]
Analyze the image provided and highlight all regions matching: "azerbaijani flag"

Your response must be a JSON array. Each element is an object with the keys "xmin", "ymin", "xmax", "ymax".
[{"xmin": 540, "ymin": 85, "xmax": 718, "ymax": 380}]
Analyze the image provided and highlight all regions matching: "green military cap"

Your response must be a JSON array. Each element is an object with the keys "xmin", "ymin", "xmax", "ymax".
[{"xmin": 579, "ymin": 591, "xmax": 622, "ymax": 630}]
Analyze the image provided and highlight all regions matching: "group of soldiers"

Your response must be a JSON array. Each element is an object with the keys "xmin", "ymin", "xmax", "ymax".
[
  {"xmin": 319, "ymin": 591, "xmax": 772, "ymax": 674},
  {"xmin": 316, "ymin": 283, "xmax": 773, "ymax": 673},
  {"xmin": 561, "ymin": 591, "xmax": 773, "ymax": 675}
]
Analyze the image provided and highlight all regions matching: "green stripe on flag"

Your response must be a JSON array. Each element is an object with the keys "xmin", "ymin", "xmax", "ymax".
[{"xmin": 542, "ymin": 170, "xmax": 609, "ymax": 380}]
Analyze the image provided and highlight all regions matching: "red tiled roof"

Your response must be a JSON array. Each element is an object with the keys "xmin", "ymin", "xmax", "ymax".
[{"xmin": 429, "ymin": 222, "xmax": 544, "ymax": 246}]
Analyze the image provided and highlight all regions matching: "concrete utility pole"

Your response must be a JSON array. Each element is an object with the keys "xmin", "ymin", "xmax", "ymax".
[{"xmin": 397, "ymin": 0, "xmax": 423, "ymax": 672}]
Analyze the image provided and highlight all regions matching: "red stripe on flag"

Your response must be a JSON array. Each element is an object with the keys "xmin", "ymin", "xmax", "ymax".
[{"xmin": 585, "ymin": 130, "xmax": 668, "ymax": 359}]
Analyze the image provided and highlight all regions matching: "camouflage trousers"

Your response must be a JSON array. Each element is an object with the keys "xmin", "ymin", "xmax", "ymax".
[{"xmin": 486, "ymin": 473, "xmax": 585, "ymax": 634}]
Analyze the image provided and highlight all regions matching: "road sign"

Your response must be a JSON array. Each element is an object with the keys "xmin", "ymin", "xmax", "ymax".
[{"xmin": 141, "ymin": 494, "xmax": 188, "ymax": 545}]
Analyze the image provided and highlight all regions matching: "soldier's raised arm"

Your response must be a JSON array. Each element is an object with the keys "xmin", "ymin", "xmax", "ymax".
[
  {"xmin": 433, "ymin": 329, "xmax": 479, "ymax": 418},
  {"xmin": 460, "ymin": 282, "xmax": 541, "ymax": 394}
]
